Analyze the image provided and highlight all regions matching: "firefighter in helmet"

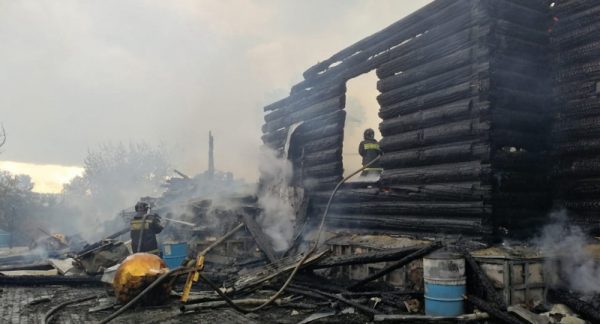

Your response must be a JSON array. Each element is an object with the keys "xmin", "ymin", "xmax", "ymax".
[
  {"xmin": 358, "ymin": 128, "xmax": 382, "ymax": 176},
  {"xmin": 130, "ymin": 201, "xmax": 163, "ymax": 255}
]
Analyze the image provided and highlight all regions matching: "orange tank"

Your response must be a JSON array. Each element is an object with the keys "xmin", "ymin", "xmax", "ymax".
[{"xmin": 112, "ymin": 253, "xmax": 171, "ymax": 305}]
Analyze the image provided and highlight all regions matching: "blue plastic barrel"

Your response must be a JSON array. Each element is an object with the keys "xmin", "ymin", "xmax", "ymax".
[
  {"xmin": 423, "ymin": 251, "xmax": 466, "ymax": 317},
  {"xmin": 161, "ymin": 242, "xmax": 188, "ymax": 269}
]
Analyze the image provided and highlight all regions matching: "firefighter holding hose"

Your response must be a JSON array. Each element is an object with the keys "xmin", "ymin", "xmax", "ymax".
[{"xmin": 130, "ymin": 201, "xmax": 163, "ymax": 255}]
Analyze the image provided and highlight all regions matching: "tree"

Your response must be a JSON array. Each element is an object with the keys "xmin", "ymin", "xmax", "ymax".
[{"xmin": 63, "ymin": 142, "xmax": 169, "ymax": 239}]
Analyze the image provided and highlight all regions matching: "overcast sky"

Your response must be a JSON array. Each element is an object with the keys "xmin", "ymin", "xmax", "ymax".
[{"xmin": 0, "ymin": 0, "xmax": 432, "ymax": 186}]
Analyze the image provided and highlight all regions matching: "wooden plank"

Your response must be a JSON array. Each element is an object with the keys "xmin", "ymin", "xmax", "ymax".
[{"xmin": 241, "ymin": 213, "xmax": 278, "ymax": 263}]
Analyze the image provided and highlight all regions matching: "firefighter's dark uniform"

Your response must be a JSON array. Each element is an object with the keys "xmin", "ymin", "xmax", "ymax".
[
  {"xmin": 130, "ymin": 213, "xmax": 163, "ymax": 255},
  {"xmin": 359, "ymin": 137, "xmax": 382, "ymax": 176}
]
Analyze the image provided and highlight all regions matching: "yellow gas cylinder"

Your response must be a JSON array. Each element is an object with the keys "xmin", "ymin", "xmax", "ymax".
[{"xmin": 112, "ymin": 253, "xmax": 171, "ymax": 305}]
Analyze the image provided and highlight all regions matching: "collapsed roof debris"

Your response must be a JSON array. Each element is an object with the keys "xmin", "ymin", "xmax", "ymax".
[{"xmin": 1, "ymin": 0, "xmax": 600, "ymax": 323}]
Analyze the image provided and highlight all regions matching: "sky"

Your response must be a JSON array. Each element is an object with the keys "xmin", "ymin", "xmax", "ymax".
[{"xmin": 0, "ymin": 0, "xmax": 432, "ymax": 192}]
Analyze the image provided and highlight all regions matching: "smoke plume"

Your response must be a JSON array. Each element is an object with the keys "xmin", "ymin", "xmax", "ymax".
[
  {"xmin": 534, "ymin": 210, "xmax": 600, "ymax": 295},
  {"xmin": 256, "ymin": 146, "xmax": 297, "ymax": 252}
]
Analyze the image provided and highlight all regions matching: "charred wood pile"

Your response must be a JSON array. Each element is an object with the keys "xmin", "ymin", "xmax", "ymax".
[
  {"xmin": 552, "ymin": 0, "xmax": 600, "ymax": 232},
  {"xmin": 261, "ymin": 0, "xmax": 553, "ymax": 240}
]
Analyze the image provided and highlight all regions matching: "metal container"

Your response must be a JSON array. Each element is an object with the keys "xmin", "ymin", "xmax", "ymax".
[
  {"xmin": 161, "ymin": 242, "xmax": 188, "ymax": 269},
  {"xmin": 423, "ymin": 251, "xmax": 466, "ymax": 317}
]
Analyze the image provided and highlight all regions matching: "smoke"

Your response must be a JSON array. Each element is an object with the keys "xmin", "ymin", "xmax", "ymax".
[
  {"xmin": 256, "ymin": 146, "xmax": 297, "ymax": 252},
  {"xmin": 533, "ymin": 210, "xmax": 600, "ymax": 295}
]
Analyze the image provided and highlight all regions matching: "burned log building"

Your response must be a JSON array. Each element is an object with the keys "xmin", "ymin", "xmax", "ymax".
[
  {"xmin": 262, "ymin": 0, "xmax": 600, "ymax": 241},
  {"xmin": 552, "ymin": 1, "xmax": 600, "ymax": 231}
]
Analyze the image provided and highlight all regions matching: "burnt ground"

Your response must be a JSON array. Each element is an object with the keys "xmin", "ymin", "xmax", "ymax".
[{"xmin": 0, "ymin": 285, "xmax": 371, "ymax": 324}]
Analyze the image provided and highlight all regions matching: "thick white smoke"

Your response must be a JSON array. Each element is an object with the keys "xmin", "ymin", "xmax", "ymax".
[
  {"xmin": 256, "ymin": 146, "xmax": 297, "ymax": 252},
  {"xmin": 534, "ymin": 210, "xmax": 600, "ymax": 295}
]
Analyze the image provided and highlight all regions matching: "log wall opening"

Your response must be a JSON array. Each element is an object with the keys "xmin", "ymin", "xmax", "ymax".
[
  {"xmin": 342, "ymin": 71, "xmax": 381, "ymax": 178},
  {"xmin": 262, "ymin": 0, "xmax": 555, "ymax": 242}
]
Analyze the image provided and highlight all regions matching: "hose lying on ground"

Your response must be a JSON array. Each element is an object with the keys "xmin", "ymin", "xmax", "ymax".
[
  {"xmin": 187, "ymin": 154, "xmax": 384, "ymax": 314},
  {"xmin": 43, "ymin": 294, "xmax": 99, "ymax": 324}
]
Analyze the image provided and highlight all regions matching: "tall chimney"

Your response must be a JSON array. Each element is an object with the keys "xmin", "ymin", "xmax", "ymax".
[{"xmin": 208, "ymin": 131, "xmax": 214, "ymax": 178}]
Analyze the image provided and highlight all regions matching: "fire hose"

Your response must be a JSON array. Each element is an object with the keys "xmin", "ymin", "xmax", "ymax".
[
  {"xmin": 186, "ymin": 153, "xmax": 385, "ymax": 314},
  {"xmin": 99, "ymin": 154, "xmax": 383, "ymax": 322}
]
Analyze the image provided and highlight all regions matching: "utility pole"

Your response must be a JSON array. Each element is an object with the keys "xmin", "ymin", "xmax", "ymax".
[{"xmin": 208, "ymin": 131, "xmax": 214, "ymax": 179}]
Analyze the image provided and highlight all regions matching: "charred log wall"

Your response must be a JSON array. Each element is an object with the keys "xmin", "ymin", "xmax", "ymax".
[
  {"xmin": 261, "ymin": 0, "xmax": 552, "ymax": 240},
  {"xmin": 552, "ymin": 0, "xmax": 600, "ymax": 232}
]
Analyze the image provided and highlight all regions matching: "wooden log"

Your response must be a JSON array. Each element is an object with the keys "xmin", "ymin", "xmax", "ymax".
[
  {"xmin": 262, "ymin": 110, "xmax": 345, "ymax": 147},
  {"xmin": 263, "ymin": 95, "xmax": 344, "ymax": 133},
  {"xmin": 303, "ymin": 160, "xmax": 343, "ymax": 178},
  {"xmin": 379, "ymin": 141, "xmax": 490, "ymax": 169},
  {"xmin": 460, "ymin": 248, "xmax": 507, "ymax": 310},
  {"xmin": 264, "ymin": 82, "xmax": 345, "ymax": 113},
  {"xmin": 241, "ymin": 213, "xmax": 278, "ymax": 263},
  {"xmin": 377, "ymin": 48, "xmax": 475, "ymax": 92},
  {"xmin": 492, "ymin": 18, "xmax": 549, "ymax": 44},
  {"xmin": 325, "ymin": 214, "xmax": 490, "ymax": 235},
  {"xmin": 301, "ymin": 0, "xmax": 461, "ymax": 80},
  {"xmin": 310, "ymin": 182, "xmax": 491, "ymax": 204},
  {"xmin": 464, "ymin": 295, "xmax": 526, "ymax": 324},
  {"xmin": 485, "ymin": 0, "xmax": 548, "ymax": 30},
  {"xmin": 379, "ymin": 99, "xmax": 477, "ymax": 136},
  {"xmin": 303, "ymin": 175, "xmax": 342, "ymax": 191},
  {"xmin": 379, "ymin": 119, "xmax": 490, "ymax": 152},
  {"xmin": 302, "ymin": 148, "xmax": 342, "ymax": 168},
  {"xmin": 374, "ymin": 313, "xmax": 490, "ymax": 322},
  {"xmin": 289, "ymin": 283, "xmax": 383, "ymax": 317},
  {"xmin": 324, "ymin": 200, "xmax": 490, "ymax": 216},
  {"xmin": 379, "ymin": 81, "xmax": 483, "ymax": 119},
  {"xmin": 381, "ymin": 161, "xmax": 490, "ymax": 185},
  {"xmin": 302, "ymin": 134, "xmax": 343, "ymax": 154},
  {"xmin": 348, "ymin": 243, "xmax": 442, "ymax": 290},
  {"xmin": 492, "ymin": 70, "xmax": 550, "ymax": 95},
  {"xmin": 377, "ymin": 64, "xmax": 480, "ymax": 107},
  {"xmin": 377, "ymin": 29, "xmax": 487, "ymax": 79},
  {"xmin": 556, "ymin": 60, "xmax": 600, "ymax": 83}
]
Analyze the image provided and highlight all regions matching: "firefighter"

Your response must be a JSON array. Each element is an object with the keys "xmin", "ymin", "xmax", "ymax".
[
  {"xmin": 130, "ymin": 201, "xmax": 163, "ymax": 255},
  {"xmin": 358, "ymin": 128, "xmax": 383, "ymax": 176}
]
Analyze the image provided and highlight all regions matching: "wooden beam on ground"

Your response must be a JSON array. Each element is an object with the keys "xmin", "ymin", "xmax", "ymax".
[
  {"xmin": 348, "ymin": 242, "xmax": 442, "ymax": 290},
  {"xmin": 241, "ymin": 213, "xmax": 278, "ymax": 263}
]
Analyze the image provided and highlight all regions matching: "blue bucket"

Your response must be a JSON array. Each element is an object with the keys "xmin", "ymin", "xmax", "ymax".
[
  {"xmin": 161, "ymin": 242, "xmax": 188, "ymax": 269},
  {"xmin": 423, "ymin": 251, "xmax": 466, "ymax": 317}
]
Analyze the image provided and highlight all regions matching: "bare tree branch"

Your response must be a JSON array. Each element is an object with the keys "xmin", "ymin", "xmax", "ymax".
[{"xmin": 0, "ymin": 124, "xmax": 5, "ymax": 148}]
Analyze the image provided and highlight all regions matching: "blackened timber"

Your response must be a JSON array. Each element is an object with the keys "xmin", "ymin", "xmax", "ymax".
[
  {"xmin": 264, "ymin": 82, "xmax": 345, "ymax": 113},
  {"xmin": 348, "ymin": 243, "xmax": 442, "ymax": 290},
  {"xmin": 302, "ymin": 135, "xmax": 343, "ymax": 154},
  {"xmin": 379, "ymin": 81, "xmax": 484, "ymax": 119},
  {"xmin": 381, "ymin": 161, "xmax": 490, "ymax": 185},
  {"xmin": 379, "ymin": 99, "xmax": 477, "ymax": 136},
  {"xmin": 301, "ymin": 0, "xmax": 459, "ymax": 80},
  {"xmin": 379, "ymin": 120, "xmax": 490, "ymax": 152},
  {"xmin": 461, "ymin": 249, "xmax": 507, "ymax": 310},
  {"xmin": 325, "ymin": 201, "xmax": 490, "ymax": 216},
  {"xmin": 465, "ymin": 295, "xmax": 526, "ymax": 324},
  {"xmin": 303, "ymin": 160, "xmax": 342, "ymax": 178},
  {"xmin": 309, "ymin": 245, "xmax": 428, "ymax": 269},
  {"xmin": 326, "ymin": 214, "xmax": 489, "ymax": 235},
  {"xmin": 263, "ymin": 95, "xmax": 344, "ymax": 133},
  {"xmin": 377, "ymin": 64, "xmax": 483, "ymax": 107},
  {"xmin": 310, "ymin": 183, "xmax": 491, "ymax": 204},
  {"xmin": 379, "ymin": 141, "xmax": 490, "ymax": 169},
  {"xmin": 241, "ymin": 213, "xmax": 278, "ymax": 263},
  {"xmin": 261, "ymin": 110, "xmax": 345, "ymax": 146},
  {"xmin": 377, "ymin": 30, "xmax": 487, "ymax": 79},
  {"xmin": 377, "ymin": 49, "xmax": 475, "ymax": 92},
  {"xmin": 302, "ymin": 148, "xmax": 342, "ymax": 167}
]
